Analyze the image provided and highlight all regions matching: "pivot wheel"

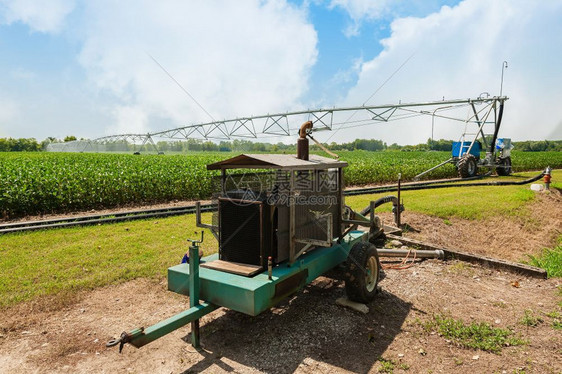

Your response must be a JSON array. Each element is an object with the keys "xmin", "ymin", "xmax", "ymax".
[
  {"xmin": 457, "ymin": 154, "xmax": 478, "ymax": 178},
  {"xmin": 344, "ymin": 241, "xmax": 381, "ymax": 303},
  {"xmin": 496, "ymin": 156, "xmax": 512, "ymax": 176}
]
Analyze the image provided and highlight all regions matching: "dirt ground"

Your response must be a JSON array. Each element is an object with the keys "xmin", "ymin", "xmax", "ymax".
[
  {"xmin": 404, "ymin": 188, "xmax": 562, "ymax": 263},
  {"xmin": 1, "ymin": 191, "xmax": 561, "ymax": 374}
]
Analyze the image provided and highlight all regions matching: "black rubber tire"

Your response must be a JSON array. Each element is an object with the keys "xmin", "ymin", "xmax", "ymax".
[
  {"xmin": 496, "ymin": 156, "xmax": 512, "ymax": 176},
  {"xmin": 344, "ymin": 241, "xmax": 381, "ymax": 303},
  {"xmin": 457, "ymin": 154, "xmax": 478, "ymax": 178}
]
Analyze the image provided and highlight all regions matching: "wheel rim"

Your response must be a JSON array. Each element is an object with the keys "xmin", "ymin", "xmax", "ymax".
[
  {"xmin": 467, "ymin": 160, "xmax": 476, "ymax": 175},
  {"xmin": 365, "ymin": 256, "xmax": 378, "ymax": 292}
]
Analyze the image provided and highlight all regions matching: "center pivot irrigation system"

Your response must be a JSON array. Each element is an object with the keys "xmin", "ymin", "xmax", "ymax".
[
  {"xmin": 99, "ymin": 94, "xmax": 555, "ymax": 353},
  {"xmin": 107, "ymin": 120, "xmax": 418, "ymax": 352},
  {"xmin": 49, "ymin": 95, "xmax": 510, "ymax": 178},
  {"xmin": 106, "ymin": 111, "xmax": 540, "ymax": 353}
]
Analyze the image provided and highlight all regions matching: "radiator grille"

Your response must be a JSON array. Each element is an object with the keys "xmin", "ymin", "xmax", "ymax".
[
  {"xmin": 219, "ymin": 199, "xmax": 263, "ymax": 266},
  {"xmin": 293, "ymin": 169, "xmax": 341, "ymax": 243}
]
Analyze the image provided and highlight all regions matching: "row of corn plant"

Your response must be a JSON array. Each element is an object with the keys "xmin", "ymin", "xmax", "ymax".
[{"xmin": 1, "ymin": 150, "xmax": 560, "ymax": 217}]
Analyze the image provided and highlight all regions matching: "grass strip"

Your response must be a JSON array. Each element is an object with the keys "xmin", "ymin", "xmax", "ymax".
[
  {"xmin": 423, "ymin": 314, "xmax": 525, "ymax": 354},
  {"xmin": 526, "ymin": 237, "xmax": 562, "ymax": 278},
  {"xmin": 0, "ymin": 214, "xmax": 217, "ymax": 309}
]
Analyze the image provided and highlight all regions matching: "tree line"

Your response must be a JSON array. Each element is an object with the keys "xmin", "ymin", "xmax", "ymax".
[{"xmin": 1, "ymin": 136, "xmax": 561, "ymax": 152}]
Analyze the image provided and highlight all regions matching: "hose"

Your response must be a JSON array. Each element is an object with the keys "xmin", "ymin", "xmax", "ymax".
[
  {"xmin": 488, "ymin": 100, "xmax": 505, "ymax": 155},
  {"xmin": 347, "ymin": 170, "xmax": 546, "ymax": 196},
  {"xmin": 359, "ymin": 195, "xmax": 399, "ymax": 216},
  {"xmin": 345, "ymin": 174, "xmax": 487, "ymax": 196}
]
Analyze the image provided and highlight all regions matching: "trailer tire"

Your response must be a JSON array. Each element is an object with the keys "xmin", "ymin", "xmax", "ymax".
[
  {"xmin": 457, "ymin": 154, "xmax": 478, "ymax": 178},
  {"xmin": 344, "ymin": 241, "xmax": 381, "ymax": 303},
  {"xmin": 496, "ymin": 156, "xmax": 512, "ymax": 176}
]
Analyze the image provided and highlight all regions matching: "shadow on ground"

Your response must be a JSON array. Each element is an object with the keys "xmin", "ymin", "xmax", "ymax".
[{"xmin": 179, "ymin": 277, "xmax": 411, "ymax": 373}]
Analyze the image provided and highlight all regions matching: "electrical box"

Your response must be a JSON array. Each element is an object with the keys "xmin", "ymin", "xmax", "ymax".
[{"xmin": 452, "ymin": 141, "xmax": 480, "ymax": 158}]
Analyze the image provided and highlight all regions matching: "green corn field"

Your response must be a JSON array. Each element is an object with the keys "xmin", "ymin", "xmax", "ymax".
[{"xmin": 1, "ymin": 150, "xmax": 560, "ymax": 218}]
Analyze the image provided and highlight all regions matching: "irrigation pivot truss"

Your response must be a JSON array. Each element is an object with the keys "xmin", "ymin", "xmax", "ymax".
[{"xmin": 46, "ymin": 95, "xmax": 508, "ymax": 153}]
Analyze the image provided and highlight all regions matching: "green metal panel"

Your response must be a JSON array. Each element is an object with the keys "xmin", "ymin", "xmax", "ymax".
[
  {"xmin": 168, "ymin": 231, "xmax": 366, "ymax": 316},
  {"xmin": 189, "ymin": 245, "xmax": 200, "ymax": 306},
  {"xmin": 188, "ymin": 244, "xmax": 202, "ymax": 347}
]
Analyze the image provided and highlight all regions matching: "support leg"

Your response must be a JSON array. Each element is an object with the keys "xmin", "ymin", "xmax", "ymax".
[
  {"xmin": 189, "ymin": 243, "xmax": 201, "ymax": 348},
  {"xmin": 191, "ymin": 320, "xmax": 200, "ymax": 348}
]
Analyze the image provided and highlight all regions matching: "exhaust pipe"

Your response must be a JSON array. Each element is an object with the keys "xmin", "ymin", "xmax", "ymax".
[{"xmin": 297, "ymin": 121, "xmax": 313, "ymax": 160}]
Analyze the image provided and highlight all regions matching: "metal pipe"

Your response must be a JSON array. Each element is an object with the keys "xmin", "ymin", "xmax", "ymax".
[
  {"xmin": 110, "ymin": 97, "xmax": 510, "ymax": 139},
  {"xmin": 299, "ymin": 120, "xmax": 313, "ymax": 138},
  {"xmin": 431, "ymin": 105, "xmax": 453, "ymax": 146},
  {"xmin": 297, "ymin": 138, "xmax": 309, "ymax": 160},
  {"xmin": 377, "ymin": 248, "xmax": 444, "ymax": 259},
  {"xmin": 470, "ymin": 101, "xmax": 489, "ymax": 149},
  {"xmin": 121, "ymin": 303, "xmax": 218, "ymax": 350},
  {"xmin": 414, "ymin": 158, "xmax": 454, "ymax": 180},
  {"xmin": 195, "ymin": 202, "xmax": 217, "ymax": 231},
  {"xmin": 297, "ymin": 120, "xmax": 313, "ymax": 160},
  {"xmin": 544, "ymin": 166, "xmax": 552, "ymax": 190},
  {"xmin": 396, "ymin": 173, "xmax": 401, "ymax": 227},
  {"xmin": 500, "ymin": 61, "xmax": 508, "ymax": 97},
  {"xmin": 268, "ymin": 256, "xmax": 273, "ymax": 280}
]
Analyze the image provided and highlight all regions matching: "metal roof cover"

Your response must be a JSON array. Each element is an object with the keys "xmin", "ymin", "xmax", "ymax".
[{"xmin": 206, "ymin": 154, "xmax": 348, "ymax": 170}]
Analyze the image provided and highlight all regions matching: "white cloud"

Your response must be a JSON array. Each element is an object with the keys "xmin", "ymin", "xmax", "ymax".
[
  {"xmin": 0, "ymin": 0, "xmax": 75, "ymax": 33},
  {"xmin": 4, "ymin": 0, "xmax": 560, "ymax": 145},
  {"xmin": 328, "ymin": 0, "xmax": 448, "ymax": 37},
  {"xmin": 331, "ymin": 0, "xmax": 562, "ymax": 144},
  {"xmin": 112, "ymin": 105, "xmax": 149, "ymax": 135},
  {"xmin": 76, "ymin": 0, "xmax": 318, "ymax": 136},
  {"xmin": 328, "ymin": 0, "xmax": 392, "ymax": 36}
]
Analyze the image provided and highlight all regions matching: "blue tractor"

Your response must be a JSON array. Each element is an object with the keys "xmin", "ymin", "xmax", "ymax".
[
  {"xmin": 453, "ymin": 137, "xmax": 513, "ymax": 178},
  {"xmin": 416, "ymin": 97, "xmax": 512, "ymax": 179}
]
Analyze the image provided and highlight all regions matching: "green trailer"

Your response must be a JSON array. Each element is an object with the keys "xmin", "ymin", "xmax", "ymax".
[{"xmin": 108, "ymin": 123, "xmax": 396, "ymax": 352}]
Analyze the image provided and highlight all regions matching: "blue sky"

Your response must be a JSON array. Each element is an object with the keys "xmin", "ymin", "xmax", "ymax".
[
  {"xmin": 303, "ymin": 0, "xmax": 461, "ymax": 102},
  {"xmin": 1, "ymin": 0, "xmax": 561, "ymax": 145}
]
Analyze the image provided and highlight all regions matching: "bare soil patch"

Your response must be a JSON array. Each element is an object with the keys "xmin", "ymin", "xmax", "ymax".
[
  {"xmin": 400, "ymin": 188, "xmax": 562, "ymax": 262},
  {"xmin": 1, "ymin": 190, "xmax": 561, "ymax": 373},
  {"xmin": 1, "ymin": 264, "xmax": 560, "ymax": 373}
]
